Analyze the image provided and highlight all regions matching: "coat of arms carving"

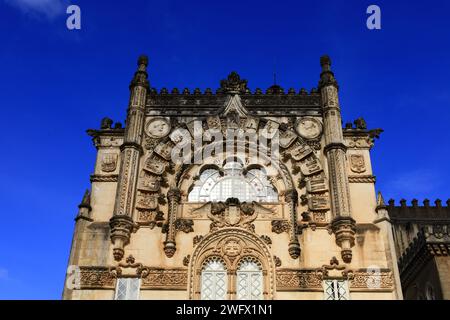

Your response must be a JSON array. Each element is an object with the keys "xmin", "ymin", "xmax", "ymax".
[
  {"xmin": 101, "ymin": 153, "xmax": 118, "ymax": 172},
  {"xmin": 350, "ymin": 154, "xmax": 366, "ymax": 173}
]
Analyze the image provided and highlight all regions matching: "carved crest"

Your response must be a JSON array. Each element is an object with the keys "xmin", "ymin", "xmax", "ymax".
[
  {"xmin": 350, "ymin": 154, "xmax": 366, "ymax": 173},
  {"xmin": 190, "ymin": 198, "xmax": 274, "ymax": 232},
  {"xmin": 289, "ymin": 142, "xmax": 313, "ymax": 161},
  {"xmin": 101, "ymin": 153, "xmax": 118, "ymax": 172},
  {"xmin": 220, "ymin": 71, "xmax": 248, "ymax": 94}
]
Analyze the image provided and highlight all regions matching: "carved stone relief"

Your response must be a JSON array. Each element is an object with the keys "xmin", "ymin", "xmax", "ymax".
[
  {"xmin": 101, "ymin": 153, "xmax": 118, "ymax": 172},
  {"xmin": 350, "ymin": 154, "xmax": 366, "ymax": 173},
  {"xmin": 145, "ymin": 117, "xmax": 171, "ymax": 139},
  {"xmin": 295, "ymin": 117, "xmax": 322, "ymax": 140}
]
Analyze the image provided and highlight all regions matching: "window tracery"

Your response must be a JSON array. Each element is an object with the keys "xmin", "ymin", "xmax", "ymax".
[{"xmin": 188, "ymin": 161, "xmax": 278, "ymax": 203}]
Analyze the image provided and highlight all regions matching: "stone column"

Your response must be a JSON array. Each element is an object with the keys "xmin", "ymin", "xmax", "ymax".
[
  {"xmin": 285, "ymin": 189, "xmax": 301, "ymax": 259},
  {"xmin": 319, "ymin": 55, "xmax": 356, "ymax": 263},
  {"xmin": 110, "ymin": 55, "xmax": 149, "ymax": 261},
  {"xmin": 164, "ymin": 188, "xmax": 181, "ymax": 257}
]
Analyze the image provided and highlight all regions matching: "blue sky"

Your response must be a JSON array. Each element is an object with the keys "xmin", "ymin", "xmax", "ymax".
[{"xmin": 0, "ymin": 0, "xmax": 449, "ymax": 299}]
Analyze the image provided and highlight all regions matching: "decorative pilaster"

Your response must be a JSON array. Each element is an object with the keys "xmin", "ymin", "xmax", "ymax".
[
  {"xmin": 319, "ymin": 55, "xmax": 356, "ymax": 263},
  {"xmin": 164, "ymin": 188, "xmax": 181, "ymax": 258},
  {"xmin": 110, "ymin": 55, "xmax": 149, "ymax": 261},
  {"xmin": 285, "ymin": 189, "xmax": 301, "ymax": 259}
]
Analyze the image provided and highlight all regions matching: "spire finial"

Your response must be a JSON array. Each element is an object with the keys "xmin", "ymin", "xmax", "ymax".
[
  {"xmin": 130, "ymin": 54, "xmax": 150, "ymax": 88},
  {"xmin": 376, "ymin": 192, "xmax": 386, "ymax": 207},
  {"xmin": 78, "ymin": 189, "xmax": 91, "ymax": 209},
  {"xmin": 318, "ymin": 54, "xmax": 338, "ymax": 89},
  {"xmin": 138, "ymin": 55, "xmax": 149, "ymax": 68},
  {"xmin": 320, "ymin": 55, "xmax": 332, "ymax": 72}
]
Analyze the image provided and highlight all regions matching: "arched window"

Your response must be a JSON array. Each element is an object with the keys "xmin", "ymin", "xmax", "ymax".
[
  {"xmin": 188, "ymin": 161, "xmax": 278, "ymax": 202},
  {"xmin": 201, "ymin": 257, "xmax": 228, "ymax": 300},
  {"xmin": 236, "ymin": 258, "xmax": 263, "ymax": 300}
]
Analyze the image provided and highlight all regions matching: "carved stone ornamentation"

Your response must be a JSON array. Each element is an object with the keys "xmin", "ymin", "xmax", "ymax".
[
  {"xmin": 308, "ymin": 194, "xmax": 330, "ymax": 211},
  {"xmin": 193, "ymin": 235, "xmax": 204, "ymax": 246},
  {"xmin": 145, "ymin": 117, "xmax": 171, "ymax": 139},
  {"xmin": 220, "ymin": 71, "xmax": 248, "ymax": 94},
  {"xmin": 164, "ymin": 188, "xmax": 182, "ymax": 258},
  {"xmin": 276, "ymin": 270, "xmax": 323, "ymax": 290},
  {"xmin": 141, "ymin": 269, "xmax": 188, "ymax": 289},
  {"xmin": 175, "ymin": 219, "xmax": 194, "ymax": 233},
  {"xmin": 109, "ymin": 215, "xmax": 135, "ymax": 261},
  {"xmin": 101, "ymin": 153, "xmax": 118, "ymax": 172},
  {"xmin": 348, "ymin": 175, "xmax": 376, "ymax": 183},
  {"xmin": 299, "ymin": 156, "xmax": 322, "ymax": 176},
  {"xmin": 274, "ymin": 256, "xmax": 282, "ymax": 267},
  {"xmin": 331, "ymin": 216, "xmax": 356, "ymax": 263},
  {"xmin": 350, "ymin": 154, "xmax": 366, "ymax": 173},
  {"xmin": 138, "ymin": 172, "xmax": 162, "ymax": 192},
  {"xmin": 271, "ymin": 220, "xmax": 291, "ymax": 234},
  {"xmin": 279, "ymin": 130, "xmax": 298, "ymax": 149},
  {"xmin": 77, "ymin": 267, "xmax": 116, "ymax": 289},
  {"xmin": 260, "ymin": 235, "xmax": 272, "ymax": 246},
  {"xmin": 154, "ymin": 141, "xmax": 174, "ymax": 161},
  {"xmin": 136, "ymin": 192, "xmax": 158, "ymax": 210},
  {"xmin": 143, "ymin": 156, "xmax": 166, "ymax": 175},
  {"xmin": 305, "ymin": 174, "xmax": 328, "ymax": 193},
  {"xmin": 191, "ymin": 198, "xmax": 274, "ymax": 232},
  {"xmin": 183, "ymin": 255, "xmax": 190, "ymax": 267},
  {"xmin": 295, "ymin": 117, "xmax": 323, "ymax": 140},
  {"xmin": 289, "ymin": 141, "xmax": 313, "ymax": 161},
  {"xmin": 137, "ymin": 210, "xmax": 164, "ymax": 228}
]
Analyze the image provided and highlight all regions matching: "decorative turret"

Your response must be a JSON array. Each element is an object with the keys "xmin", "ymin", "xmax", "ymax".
[
  {"xmin": 75, "ymin": 189, "xmax": 92, "ymax": 221},
  {"xmin": 110, "ymin": 55, "xmax": 149, "ymax": 261},
  {"xmin": 319, "ymin": 55, "xmax": 356, "ymax": 263},
  {"xmin": 375, "ymin": 191, "xmax": 390, "ymax": 222}
]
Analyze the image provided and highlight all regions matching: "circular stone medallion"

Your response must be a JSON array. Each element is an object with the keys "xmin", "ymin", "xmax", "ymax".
[
  {"xmin": 145, "ymin": 118, "xmax": 171, "ymax": 138},
  {"xmin": 295, "ymin": 117, "xmax": 322, "ymax": 140}
]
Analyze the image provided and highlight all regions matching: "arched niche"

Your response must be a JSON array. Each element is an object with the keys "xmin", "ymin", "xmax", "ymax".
[{"xmin": 188, "ymin": 227, "xmax": 276, "ymax": 300}]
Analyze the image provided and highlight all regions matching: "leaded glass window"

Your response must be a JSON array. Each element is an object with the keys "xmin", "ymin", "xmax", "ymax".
[
  {"xmin": 201, "ymin": 258, "xmax": 228, "ymax": 300},
  {"xmin": 236, "ymin": 258, "xmax": 263, "ymax": 300},
  {"xmin": 188, "ymin": 162, "xmax": 278, "ymax": 202},
  {"xmin": 115, "ymin": 278, "xmax": 140, "ymax": 300},
  {"xmin": 323, "ymin": 280, "xmax": 349, "ymax": 300}
]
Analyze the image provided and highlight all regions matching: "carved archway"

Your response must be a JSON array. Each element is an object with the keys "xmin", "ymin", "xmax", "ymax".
[
  {"xmin": 188, "ymin": 227, "xmax": 276, "ymax": 300},
  {"xmin": 176, "ymin": 141, "xmax": 295, "ymax": 200}
]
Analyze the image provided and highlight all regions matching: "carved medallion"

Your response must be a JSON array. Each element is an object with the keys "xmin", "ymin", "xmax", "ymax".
[
  {"xmin": 350, "ymin": 154, "xmax": 366, "ymax": 173},
  {"xmin": 146, "ymin": 118, "xmax": 171, "ymax": 138},
  {"xmin": 222, "ymin": 238, "xmax": 242, "ymax": 257},
  {"xmin": 101, "ymin": 153, "xmax": 118, "ymax": 172},
  {"xmin": 295, "ymin": 117, "xmax": 322, "ymax": 140}
]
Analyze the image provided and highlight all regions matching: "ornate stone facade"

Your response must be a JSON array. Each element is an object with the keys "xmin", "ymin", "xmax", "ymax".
[{"xmin": 63, "ymin": 55, "xmax": 405, "ymax": 300}]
